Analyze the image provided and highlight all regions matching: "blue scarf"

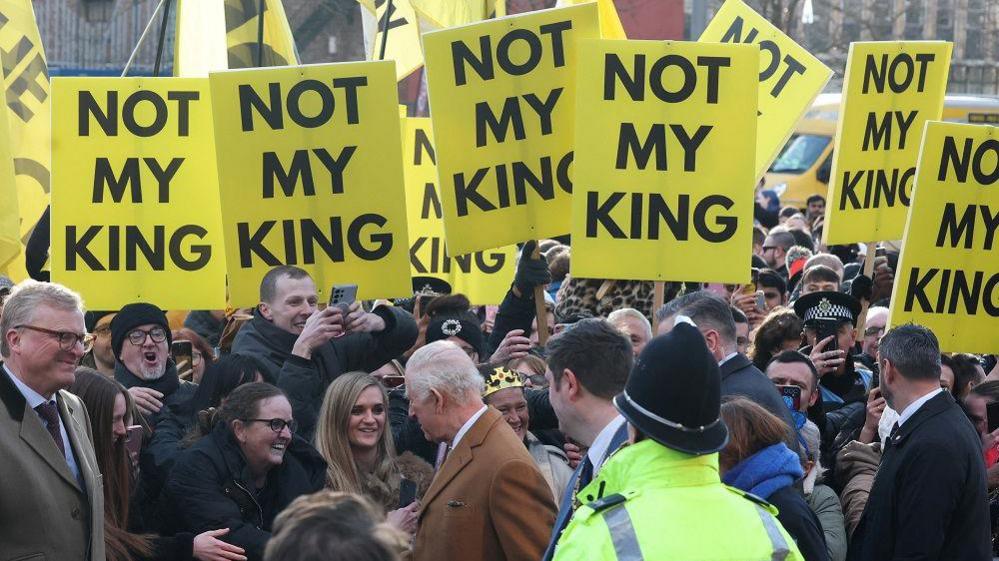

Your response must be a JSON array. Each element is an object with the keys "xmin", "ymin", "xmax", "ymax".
[{"xmin": 722, "ymin": 443, "xmax": 803, "ymax": 500}]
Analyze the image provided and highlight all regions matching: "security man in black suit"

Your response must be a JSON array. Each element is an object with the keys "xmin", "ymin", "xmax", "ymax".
[{"xmin": 849, "ymin": 324, "xmax": 990, "ymax": 561}]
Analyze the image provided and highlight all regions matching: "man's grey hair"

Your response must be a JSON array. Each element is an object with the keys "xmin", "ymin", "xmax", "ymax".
[
  {"xmin": 405, "ymin": 340, "xmax": 484, "ymax": 404},
  {"xmin": 879, "ymin": 323, "xmax": 941, "ymax": 381},
  {"xmin": 655, "ymin": 291, "xmax": 736, "ymax": 347},
  {"xmin": 607, "ymin": 308, "xmax": 652, "ymax": 339},
  {"xmin": 1, "ymin": 280, "xmax": 85, "ymax": 357},
  {"xmin": 867, "ymin": 306, "xmax": 889, "ymax": 321}
]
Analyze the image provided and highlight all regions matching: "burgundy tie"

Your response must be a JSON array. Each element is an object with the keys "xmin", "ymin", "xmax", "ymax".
[{"xmin": 35, "ymin": 402, "xmax": 66, "ymax": 456}]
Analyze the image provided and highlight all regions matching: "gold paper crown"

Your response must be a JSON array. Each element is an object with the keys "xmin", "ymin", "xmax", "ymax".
[{"xmin": 482, "ymin": 365, "xmax": 523, "ymax": 398}]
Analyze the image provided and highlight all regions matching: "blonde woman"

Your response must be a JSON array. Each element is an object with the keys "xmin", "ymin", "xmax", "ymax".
[{"xmin": 315, "ymin": 371, "xmax": 433, "ymax": 536}]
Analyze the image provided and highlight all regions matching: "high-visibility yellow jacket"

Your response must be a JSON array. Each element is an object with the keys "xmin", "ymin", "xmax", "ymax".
[{"xmin": 553, "ymin": 439, "xmax": 805, "ymax": 561}]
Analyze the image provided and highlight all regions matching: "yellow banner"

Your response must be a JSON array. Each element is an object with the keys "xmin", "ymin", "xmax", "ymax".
[
  {"xmin": 0, "ymin": 0, "xmax": 51, "ymax": 281},
  {"xmin": 555, "ymin": 0, "xmax": 626, "ymax": 40},
  {"xmin": 371, "ymin": 0, "xmax": 424, "ymax": 81},
  {"xmin": 408, "ymin": 0, "xmax": 492, "ymax": 28},
  {"xmin": 404, "ymin": 118, "xmax": 515, "ymax": 304},
  {"xmin": 823, "ymin": 41, "xmax": 951, "ymax": 245},
  {"xmin": 700, "ymin": 0, "xmax": 831, "ymax": 179},
  {"xmin": 0, "ymin": 96, "xmax": 16, "ymax": 267},
  {"xmin": 50, "ymin": 78, "xmax": 227, "ymax": 309},
  {"xmin": 422, "ymin": 4, "xmax": 599, "ymax": 255},
  {"xmin": 210, "ymin": 62, "xmax": 412, "ymax": 307},
  {"xmin": 888, "ymin": 121, "xmax": 997, "ymax": 353},
  {"xmin": 176, "ymin": 0, "xmax": 301, "ymax": 77},
  {"xmin": 570, "ymin": 39, "xmax": 758, "ymax": 283}
]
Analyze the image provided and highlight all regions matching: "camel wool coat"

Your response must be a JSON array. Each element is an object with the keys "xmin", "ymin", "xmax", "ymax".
[{"xmin": 413, "ymin": 407, "xmax": 556, "ymax": 561}]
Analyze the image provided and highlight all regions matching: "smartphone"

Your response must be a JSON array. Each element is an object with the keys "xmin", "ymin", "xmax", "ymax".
[
  {"xmin": 778, "ymin": 385, "xmax": 802, "ymax": 411},
  {"xmin": 755, "ymin": 291, "xmax": 766, "ymax": 311},
  {"xmin": 399, "ymin": 478, "xmax": 417, "ymax": 508},
  {"xmin": 125, "ymin": 424, "xmax": 143, "ymax": 457},
  {"xmin": 987, "ymin": 402, "xmax": 999, "ymax": 433},
  {"xmin": 171, "ymin": 341, "xmax": 193, "ymax": 370},
  {"xmin": 815, "ymin": 319, "xmax": 839, "ymax": 352},
  {"xmin": 329, "ymin": 284, "xmax": 358, "ymax": 312}
]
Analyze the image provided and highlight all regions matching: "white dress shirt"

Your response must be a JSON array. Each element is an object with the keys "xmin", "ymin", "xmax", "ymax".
[
  {"xmin": 450, "ymin": 405, "xmax": 488, "ymax": 450},
  {"xmin": 3, "ymin": 365, "xmax": 81, "ymax": 482},
  {"xmin": 897, "ymin": 388, "xmax": 945, "ymax": 427},
  {"xmin": 587, "ymin": 415, "xmax": 627, "ymax": 474},
  {"xmin": 718, "ymin": 352, "xmax": 739, "ymax": 367}
]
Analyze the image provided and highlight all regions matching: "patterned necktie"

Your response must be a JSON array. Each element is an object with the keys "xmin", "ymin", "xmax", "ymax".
[
  {"xmin": 35, "ymin": 402, "xmax": 66, "ymax": 456},
  {"xmin": 434, "ymin": 441, "xmax": 449, "ymax": 471}
]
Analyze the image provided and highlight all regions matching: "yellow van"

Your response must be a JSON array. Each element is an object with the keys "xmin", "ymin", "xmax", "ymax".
[{"xmin": 763, "ymin": 93, "xmax": 999, "ymax": 207}]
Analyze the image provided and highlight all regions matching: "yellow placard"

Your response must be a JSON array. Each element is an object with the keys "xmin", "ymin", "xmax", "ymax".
[
  {"xmin": 422, "ymin": 4, "xmax": 599, "ymax": 255},
  {"xmin": 404, "ymin": 118, "xmax": 516, "ymax": 304},
  {"xmin": 555, "ymin": 0, "xmax": 626, "ymax": 40},
  {"xmin": 824, "ymin": 41, "xmax": 951, "ymax": 245},
  {"xmin": 0, "ymin": 0, "xmax": 51, "ymax": 281},
  {"xmin": 699, "ymin": 0, "xmax": 832, "ymax": 179},
  {"xmin": 570, "ymin": 39, "xmax": 758, "ymax": 283},
  {"xmin": 0, "ymin": 103, "xmax": 17, "ymax": 268},
  {"xmin": 175, "ymin": 0, "xmax": 301, "ymax": 77},
  {"xmin": 50, "ymin": 78, "xmax": 227, "ymax": 309},
  {"xmin": 888, "ymin": 122, "xmax": 998, "ymax": 353},
  {"xmin": 370, "ymin": 0, "xmax": 424, "ymax": 81},
  {"xmin": 210, "ymin": 62, "xmax": 412, "ymax": 307}
]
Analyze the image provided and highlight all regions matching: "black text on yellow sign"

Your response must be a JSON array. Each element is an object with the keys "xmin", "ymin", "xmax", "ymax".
[
  {"xmin": 823, "ymin": 41, "xmax": 951, "ymax": 245},
  {"xmin": 403, "ymin": 118, "xmax": 515, "ymax": 304},
  {"xmin": 570, "ymin": 40, "xmax": 758, "ymax": 284},
  {"xmin": 699, "ymin": 0, "xmax": 832, "ymax": 179},
  {"xmin": 889, "ymin": 122, "xmax": 997, "ymax": 353},
  {"xmin": 210, "ymin": 62, "xmax": 411, "ymax": 306},
  {"xmin": 422, "ymin": 4, "xmax": 599, "ymax": 255},
  {"xmin": 51, "ymin": 78, "xmax": 227, "ymax": 309}
]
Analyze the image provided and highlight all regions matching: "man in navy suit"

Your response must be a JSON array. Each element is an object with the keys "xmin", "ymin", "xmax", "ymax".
[{"xmin": 541, "ymin": 319, "xmax": 633, "ymax": 561}]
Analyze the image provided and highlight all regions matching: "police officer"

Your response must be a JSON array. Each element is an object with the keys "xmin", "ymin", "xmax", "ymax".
[{"xmin": 553, "ymin": 319, "xmax": 804, "ymax": 561}]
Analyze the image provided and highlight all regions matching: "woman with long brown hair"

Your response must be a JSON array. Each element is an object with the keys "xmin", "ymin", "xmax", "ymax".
[
  {"xmin": 70, "ymin": 367, "xmax": 246, "ymax": 561},
  {"xmin": 315, "ymin": 371, "xmax": 432, "ymax": 537}
]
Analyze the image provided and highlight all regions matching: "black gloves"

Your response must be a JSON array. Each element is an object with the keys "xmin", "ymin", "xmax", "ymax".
[
  {"xmin": 850, "ymin": 273, "xmax": 873, "ymax": 302},
  {"xmin": 513, "ymin": 241, "xmax": 551, "ymax": 297}
]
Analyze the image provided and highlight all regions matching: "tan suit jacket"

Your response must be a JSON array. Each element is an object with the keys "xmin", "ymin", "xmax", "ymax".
[
  {"xmin": 0, "ymin": 365, "xmax": 105, "ymax": 561},
  {"xmin": 414, "ymin": 407, "xmax": 556, "ymax": 561}
]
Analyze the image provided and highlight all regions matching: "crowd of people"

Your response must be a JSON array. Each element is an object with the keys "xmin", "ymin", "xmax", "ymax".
[{"xmin": 0, "ymin": 192, "xmax": 997, "ymax": 561}]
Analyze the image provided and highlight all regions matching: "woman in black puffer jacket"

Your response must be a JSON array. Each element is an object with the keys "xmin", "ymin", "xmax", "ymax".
[{"xmin": 165, "ymin": 383, "xmax": 326, "ymax": 561}]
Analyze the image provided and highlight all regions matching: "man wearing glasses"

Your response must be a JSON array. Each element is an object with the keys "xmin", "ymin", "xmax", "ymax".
[
  {"xmin": 0, "ymin": 280, "xmax": 105, "ymax": 561},
  {"xmin": 110, "ymin": 302, "xmax": 196, "ymax": 426}
]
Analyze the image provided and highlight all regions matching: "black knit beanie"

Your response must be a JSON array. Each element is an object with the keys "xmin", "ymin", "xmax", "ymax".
[{"xmin": 111, "ymin": 303, "xmax": 171, "ymax": 358}]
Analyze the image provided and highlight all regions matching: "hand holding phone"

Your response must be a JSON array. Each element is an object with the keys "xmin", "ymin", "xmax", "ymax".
[
  {"xmin": 125, "ymin": 424, "xmax": 144, "ymax": 458},
  {"xmin": 778, "ymin": 385, "xmax": 802, "ymax": 411},
  {"xmin": 329, "ymin": 284, "xmax": 358, "ymax": 313},
  {"xmin": 399, "ymin": 478, "xmax": 418, "ymax": 508},
  {"xmin": 171, "ymin": 341, "xmax": 193, "ymax": 377}
]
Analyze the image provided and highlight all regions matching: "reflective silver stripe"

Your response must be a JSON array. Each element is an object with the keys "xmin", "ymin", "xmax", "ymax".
[
  {"xmin": 755, "ymin": 505, "xmax": 791, "ymax": 561},
  {"xmin": 602, "ymin": 504, "xmax": 644, "ymax": 561}
]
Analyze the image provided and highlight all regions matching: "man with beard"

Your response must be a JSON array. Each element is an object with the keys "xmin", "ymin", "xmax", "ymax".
[
  {"xmin": 80, "ymin": 311, "xmax": 115, "ymax": 377},
  {"xmin": 232, "ymin": 266, "xmax": 417, "ymax": 441},
  {"xmin": 112, "ymin": 302, "xmax": 196, "ymax": 426}
]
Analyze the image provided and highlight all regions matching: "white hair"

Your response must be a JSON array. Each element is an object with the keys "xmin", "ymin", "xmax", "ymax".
[
  {"xmin": 867, "ymin": 306, "xmax": 889, "ymax": 321},
  {"xmin": 607, "ymin": 308, "xmax": 652, "ymax": 339},
  {"xmin": 1, "ymin": 280, "xmax": 85, "ymax": 357},
  {"xmin": 405, "ymin": 341, "xmax": 484, "ymax": 405}
]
